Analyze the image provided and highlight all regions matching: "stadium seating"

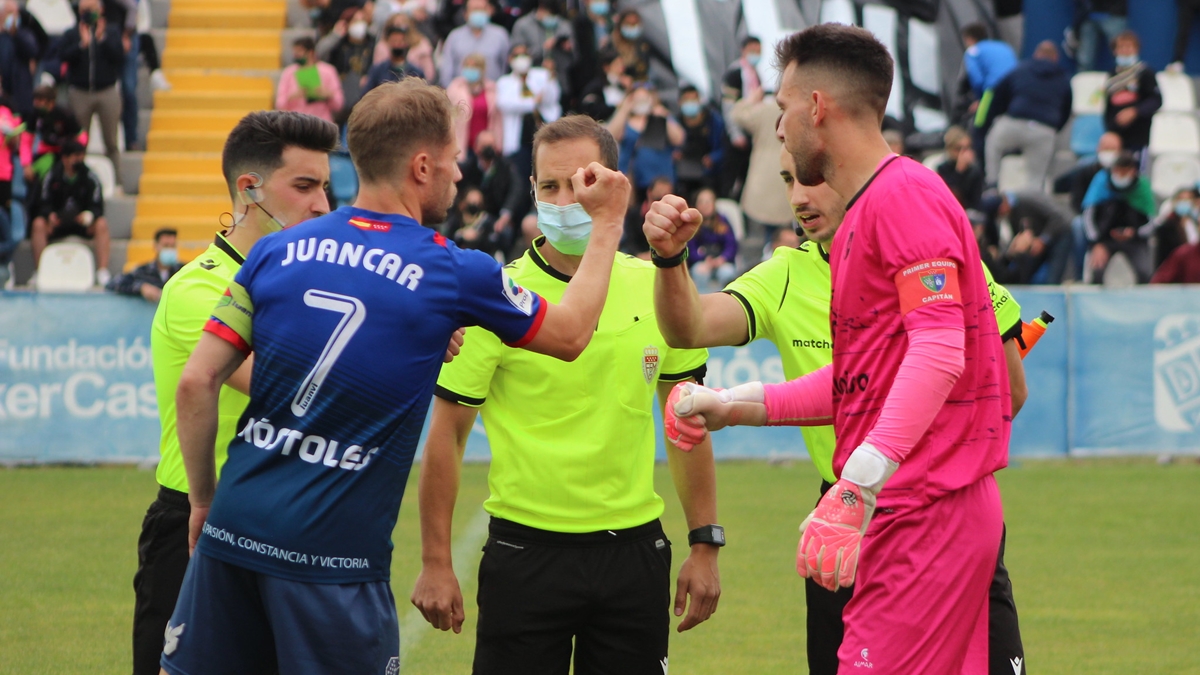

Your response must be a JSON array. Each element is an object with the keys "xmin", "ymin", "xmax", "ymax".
[
  {"xmin": 1150, "ymin": 153, "xmax": 1200, "ymax": 198},
  {"xmin": 35, "ymin": 241, "xmax": 95, "ymax": 291},
  {"xmin": 1069, "ymin": 114, "xmax": 1105, "ymax": 157},
  {"xmin": 84, "ymin": 155, "xmax": 117, "ymax": 200},
  {"xmin": 1156, "ymin": 71, "xmax": 1197, "ymax": 113},
  {"xmin": 329, "ymin": 154, "xmax": 359, "ymax": 208},
  {"xmin": 997, "ymin": 154, "xmax": 1028, "ymax": 192},
  {"xmin": 1071, "ymin": 71, "xmax": 1108, "ymax": 115},
  {"xmin": 1149, "ymin": 112, "xmax": 1200, "ymax": 156},
  {"xmin": 124, "ymin": 0, "xmax": 284, "ymax": 271}
]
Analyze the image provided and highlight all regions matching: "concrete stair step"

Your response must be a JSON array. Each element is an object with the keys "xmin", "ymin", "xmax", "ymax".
[
  {"xmin": 158, "ymin": 70, "xmax": 277, "ymax": 92},
  {"xmin": 153, "ymin": 90, "xmax": 274, "ymax": 111},
  {"xmin": 106, "ymin": 195, "xmax": 138, "ymax": 240},
  {"xmin": 140, "ymin": 173, "xmax": 229, "ymax": 197},
  {"xmin": 163, "ymin": 49, "xmax": 281, "ymax": 70},
  {"xmin": 165, "ymin": 29, "xmax": 283, "ymax": 50},
  {"xmin": 149, "ymin": 110, "xmax": 246, "ymax": 133},
  {"xmin": 169, "ymin": 8, "xmax": 287, "ymax": 30},
  {"xmin": 132, "ymin": 219, "xmax": 225, "ymax": 241},
  {"xmin": 136, "ymin": 195, "xmax": 230, "ymax": 219},
  {"xmin": 142, "ymin": 152, "xmax": 224, "ymax": 175},
  {"xmin": 146, "ymin": 131, "xmax": 230, "ymax": 153}
]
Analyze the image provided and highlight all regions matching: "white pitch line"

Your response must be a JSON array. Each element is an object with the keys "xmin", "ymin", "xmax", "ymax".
[{"xmin": 399, "ymin": 505, "xmax": 491, "ymax": 666}]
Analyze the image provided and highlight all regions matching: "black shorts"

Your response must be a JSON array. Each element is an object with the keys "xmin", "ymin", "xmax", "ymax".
[
  {"xmin": 805, "ymin": 482, "xmax": 1027, "ymax": 675},
  {"xmin": 132, "ymin": 486, "xmax": 191, "ymax": 675},
  {"xmin": 473, "ymin": 517, "xmax": 672, "ymax": 675},
  {"xmin": 47, "ymin": 218, "xmax": 94, "ymax": 241}
]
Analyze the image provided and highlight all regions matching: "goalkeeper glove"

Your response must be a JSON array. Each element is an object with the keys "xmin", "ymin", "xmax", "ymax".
[
  {"xmin": 665, "ymin": 381, "xmax": 764, "ymax": 451},
  {"xmin": 798, "ymin": 442, "xmax": 898, "ymax": 590}
]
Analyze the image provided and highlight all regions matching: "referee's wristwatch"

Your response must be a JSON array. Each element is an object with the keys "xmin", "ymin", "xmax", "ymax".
[
  {"xmin": 650, "ymin": 246, "xmax": 689, "ymax": 268},
  {"xmin": 688, "ymin": 524, "xmax": 725, "ymax": 547}
]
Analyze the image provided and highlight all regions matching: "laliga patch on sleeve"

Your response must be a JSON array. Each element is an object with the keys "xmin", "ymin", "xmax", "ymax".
[
  {"xmin": 894, "ymin": 258, "xmax": 962, "ymax": 314},
  {"xmin": 501, "ymin": 270, "xmax": 535, "ymax": 316}
]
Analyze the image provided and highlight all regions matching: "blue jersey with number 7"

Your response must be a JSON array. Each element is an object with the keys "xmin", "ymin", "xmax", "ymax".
[{"xmin": 198, "ymin": 207, "xmax": 546, "ymax": 583}]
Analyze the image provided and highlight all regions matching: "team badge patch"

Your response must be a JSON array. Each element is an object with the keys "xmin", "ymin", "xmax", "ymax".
[
  {"xmin": 348, "ymin": 217, "xmax": 392, "ymax": 233},
  {"xmin": 501, "ymin": 270, "xmax": 535, "ymax": 316},
  {"xmin": 920, "ymin": 271, "xmax": 946, "ymax": 293},
  {"xmin": 643, "ymin": 346, "xmax": 659, "ymax": 383},
  {"xmin": 385, "ymin": 656, "xmax": 400, "ymax": 675}
]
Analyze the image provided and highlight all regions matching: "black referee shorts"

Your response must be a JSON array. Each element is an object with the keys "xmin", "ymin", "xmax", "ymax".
[
  {"xmin": 132, "ymin": 486, "xmax": 191, "ymax": 675},
  {"xmin": 805, "ymin": 482, "xmax": 1027, "ymax": 675},
  {"xmin": 473, "ymin": 517, "xmax": 672, "ymax": 675}
]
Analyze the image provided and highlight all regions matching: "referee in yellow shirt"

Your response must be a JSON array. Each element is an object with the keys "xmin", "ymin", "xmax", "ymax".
[
  {"xmin": 414, "ymin": 116, "xmax": 722, "ymax": 674},
  {"xmin": 132, "ymin": 111, "xmax": 338, "ymax": 675}
]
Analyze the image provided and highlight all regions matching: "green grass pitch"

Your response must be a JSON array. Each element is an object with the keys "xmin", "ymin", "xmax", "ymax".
[{"xmin": 1, "ymin": 458, "xmax": 1198, "ymax": 673}]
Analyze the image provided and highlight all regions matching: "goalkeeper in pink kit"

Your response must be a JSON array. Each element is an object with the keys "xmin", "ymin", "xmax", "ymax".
[{"xmin": 666, "ymin": 24, "xmax": 1010, "ymax": 673}]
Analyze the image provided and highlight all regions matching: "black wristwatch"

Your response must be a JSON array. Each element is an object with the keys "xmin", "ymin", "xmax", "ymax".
[
  {"xmin": 688, "ymin": 524, "xmax": 725, "ymax": 547},
  {"xmin": 650, "ymin": 246, "xmax": 689, "ymax": 268}
]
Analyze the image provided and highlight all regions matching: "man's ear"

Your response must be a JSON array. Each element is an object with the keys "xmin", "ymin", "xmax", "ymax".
[
  {"xmin": 811, "ymin": 90, "xmax": 827, "ymax": 128},
  {"xmin": 411, "ymin": 151, "xmax": 430, "ymax": 185}
]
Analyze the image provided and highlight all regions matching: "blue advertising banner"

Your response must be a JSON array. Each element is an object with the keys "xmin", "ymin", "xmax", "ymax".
[
  {"xmin": 4, "ymin": 287, "xmax": 1199, "ymax": 464},
  {"xmin": 0, "ymin": 292, "xmax": 159, "ymax": 462}
]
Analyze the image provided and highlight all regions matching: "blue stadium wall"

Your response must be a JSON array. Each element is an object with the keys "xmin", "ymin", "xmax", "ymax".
[
  {"xmin": 3, "ymin": 287, "xmax": 1198, "ymax": 463},
  {"xmin": 1025, "ymin": 0, "xmax": 1200, "ymax": 71}
]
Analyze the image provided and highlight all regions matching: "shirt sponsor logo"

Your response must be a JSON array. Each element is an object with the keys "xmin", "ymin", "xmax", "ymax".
[
  {"xmin": 348, "ymin": 217, "xmax": 392, "ymax": 233},
  {"xmin": 643, "ymin": 346, "xmax": 659, "ymax": 383},
  {"xmin": 202, "ymin": 522, "xmax": 370, "ymax": 569},
  {"xmin": 281, "ymin": 237, "xmax": 424, "ymax": 291},
  {"xmin": 853, "ymin": 648, "xmax": 874, "ymax": 668},
  {"xmin": 501, "ymin": 271, "xmax": 535, "ymax": 316},
  {"xmin": 237, "ymin": 417, "xmax": 381, "ymax": 472},
  {"xmin": 792, "ymin": 338, "xmax": 832, "ymax": 349},
  {"xmin": 198, "ymin": 259, "xmax": 218, "ymax": 270}
]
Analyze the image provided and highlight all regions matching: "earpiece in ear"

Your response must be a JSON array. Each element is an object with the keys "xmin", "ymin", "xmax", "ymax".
[{"xmin": 238, "ymin": 172, "xmax": 265, "ymax": 206}]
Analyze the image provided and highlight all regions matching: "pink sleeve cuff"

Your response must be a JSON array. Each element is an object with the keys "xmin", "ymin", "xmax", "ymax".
[{"xmin": 762, "ymin": 365, "xmax": 835, "ymax": 427}]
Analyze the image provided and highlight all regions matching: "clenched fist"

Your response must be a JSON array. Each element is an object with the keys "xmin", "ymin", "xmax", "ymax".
[
  {"xmin": 571, "ymin": 162, "xmax": 631, "ymax": 238},
  {"xmin": 643, "ymin": 194, "xmax": 702, "ymax": 258}
]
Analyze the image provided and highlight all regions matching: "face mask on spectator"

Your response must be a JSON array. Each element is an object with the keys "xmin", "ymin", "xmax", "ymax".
[
  {"xmin": 680, "ymin": 101, "xmax": 701, "ymax": 117},
  {"xmin": 159, "ymin": 248, "xmax": 178, "ymax": 267},
  {"xmin": 747, "ymin": 53, "xmax": 761, "ymax": 67},
  {"xmin": 1115, "ymin": 53, "xmax": 1138, "ymax": 68},
  {"xmin": 1110, "ymin": 172, "xmax": 1134, "ymax": 189},
  {"xmin": 479, "ymin": 145, "xmax": 497, "ymax": 161},
  {"xmin": 465, "ymin": 202, "xmax": 483, "ymax": 216},
  {"xmin": 1175, "ymin": 201, "xmax": 1193, "ymax": 217},
  {"xmin": 348, "ymin": 21, "xmax": 368, "ymax": 40},
  {"xmin": 537, "ymin": 201, "xmax": 592, "ymax": 255},
  {"xmin": 468, "ymin": 11, "xmax": 490, "ymax": 29},
  {"xmin": 1097, "ymin": 150, "xmax": 1117, "ymax": 168},
  {"xmin": 511, "ymin": 55, "xmax": 532, "ymax": 74},
  {"xmin": 82, "ymin": 10, "xmax": 99, "ymax": 26},
  {"xmin": 632, "ymin": 99, "xmax": 652, "ymax": 116},
  {"xmin": 590, "ymin": 1, "xmax": 610, "ymax": 17},
  {"xmin": 391, "ymin": 46, "xmax": 409, "ymax": 61},
  {"xmin": 296, "ymin": 54, "xmax": 309, "ymax": 66},
  {"xmin": 540, "ymin": 14, "xmax": 559, "ymax": 30},
  {"xmin": 621, "ymin": 25, "xmax": 642, "ymax": 40},
  {"xmin": 462, "ymin": 67, "xmax": 482, "ymax": 83}
]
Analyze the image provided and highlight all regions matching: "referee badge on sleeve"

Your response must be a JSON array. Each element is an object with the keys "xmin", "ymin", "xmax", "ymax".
[
  {"xmin": 643, "ymin": 346, "xmax": 659, "ymax": 383},
  {"xmin": 501, "ymin": 270, "xmax": 535, "ymax": 316}
]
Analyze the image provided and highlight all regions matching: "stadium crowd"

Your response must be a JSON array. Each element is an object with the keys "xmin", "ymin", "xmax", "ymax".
[{"xmin": 1, "ymin": 0, "xmax": 1200, "ymax": 290}]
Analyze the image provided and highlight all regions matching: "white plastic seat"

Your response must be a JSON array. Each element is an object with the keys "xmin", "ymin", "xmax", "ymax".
[
  {"xmin": 84, "ymin": 154, "xmax": 116, "ymax": 199},
  {"xmin": 36, "ymin": 241, "xmax": 95, "ymax": 292},
  {"xmin": 1149, "ymin": 113, "xmax": 1200, "ymax": 155},
  {"xmin": 1071, "ymin": 72, "xmax": 1109, "ymax": 115},
  {"xmin": 24, "ymin": 0, "xmax": 76, "ymax": 36},
  {"xmin": 1150, "ymin": 153, "xmax": 1200, "ymax": 198},
  {"xmin": 1157, "ymin": 72, "xmax": 1196, "ymax": 112},
  {"xmin": 997, "ymin": 154, "xmax": 1028, "ymax": 193},
  {"xmin": 86, "ymin": 116, "xmax": 124, "ymax": 156},
  {"xmin": 922, "ymin": 152, "xmax": 946, "ymax": 170}
]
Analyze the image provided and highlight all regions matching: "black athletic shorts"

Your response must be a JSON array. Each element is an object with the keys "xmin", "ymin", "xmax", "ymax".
[
  {"xmin": 473, "ymin": 517, "xmax": 672, "ymax": 675},
  {"xmin": 805, "ymin": 481, "xmax": 1027, "ymax": 675},
  {"xmin": 132, "ymin": 486, "xmax": 191, "ymax": 675}
]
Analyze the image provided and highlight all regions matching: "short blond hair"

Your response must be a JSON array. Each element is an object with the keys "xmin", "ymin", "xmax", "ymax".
[{"xmin": 347, "ymin": 79, "xmax": 455, "ymax": 184}]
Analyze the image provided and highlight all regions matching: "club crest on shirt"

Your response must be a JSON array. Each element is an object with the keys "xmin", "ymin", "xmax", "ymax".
[
  {"xmin": 501, "ymin": 270, "xmax": 535, "ymax": 315},
  {"xmin": 920, "ymin": 272, "xmax": 946, "ymax": 293},
  {"xmin": 643, "ymin": 346, "xmax": 659, "ymax": 383}
]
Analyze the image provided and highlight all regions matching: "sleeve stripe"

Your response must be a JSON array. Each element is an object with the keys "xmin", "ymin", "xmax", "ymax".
[
  {"xmin": 660, "ymin": 364, "xmax": 708, "ymax": 384},
  {"xmin": 204, "ymin": 318, "xmax": 251, "ymax": 355},
  {"xmin": 505, "ymin": 292, "xmax": 548, "ymax": 348},
  {"xmin": 722, "ymin": 289, "xmax": 756, "ymax": 345},
  {"xmin": 1001, "ymin": 319, "xmax": 1023, "ymax": 344},
  {"xmin": 434, "ymin": 384, "xmax": 486, "ymax": 407}
]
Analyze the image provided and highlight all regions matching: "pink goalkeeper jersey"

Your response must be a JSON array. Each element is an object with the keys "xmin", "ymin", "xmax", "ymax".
[{"xmin": 828, "ymin": 155, "xmax": 1010, "ymax": 510}]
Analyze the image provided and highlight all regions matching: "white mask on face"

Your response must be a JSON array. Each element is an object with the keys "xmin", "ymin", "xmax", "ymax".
[
  {"xmin": 348, "ymin": 21, "xmax": 368, "ymax": 40},
  {"xmin": 1110, "ymin": 172, "xmax": 1134, "ymax": 189},
  {"xmin": 632, "ymin": 100, "xmax": 652, "ymax": 116},
  {"xmin": 1097, "ymin": 150, "xmax": 1118, "ymax": 168},
  {"xmin": 511, "ymin": 55, "xmax": 532, "ymax": 74}
]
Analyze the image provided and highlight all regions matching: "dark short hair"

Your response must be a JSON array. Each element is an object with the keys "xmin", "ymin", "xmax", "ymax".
[
  {"xmin": 385, "ymin": 25, "xmax": 407, "ymax": 38},
  {"xmin": 599, "ymin": 47, "xmax": 620, "ymax": 68},
  {"xmin": 1112, "ymin": 29, "xmax": 1140, "ymax": 52},
  {"xmin": 649, "ymin": 175, "xmax": 674, "ymax": 190},
  {"xmin": 33, "ymin": 85, "xmax": 56, "ymax": 101},
  {"xmin": 293, "ymin": 36, "xmax": 316, "ymax": 52},
  {"xmin": 348, "ymin": 79, "xmax": 456, "ymax": 184},
  {"xmin": 537, "ymin": 0, "xmax": 562, "ymax": 13},
  {"xmin": 221, "ymin": 111, "xmax": 339, "ymax": 199},
  {"xmin": 1113, "ymin": 151, "xmax": 1139, "ymax": 171},
  {"xmin": 775, "ymin": 24, "xmax": 894, "ymax": 118},
  {"xmin": 61, "ymin": 139, "xmax": 85, "ymax": 156},
  {"xmin": 742, "ymin": 36, "xmax": 761, "ymax": 49},
  {"xmin": 679, "ymin": 85, "xmax": 700, "ymax": 99},
  {"xmin": 531, "ymin": 115, "xmax": 619, "ymax": 180},
  {"xmin": 961, "ymin": 23, "xmax": 988, "ymax": 43},
  {"xmin": 154, "ymin": 228, "xmax": 178, "ymax": 243}
]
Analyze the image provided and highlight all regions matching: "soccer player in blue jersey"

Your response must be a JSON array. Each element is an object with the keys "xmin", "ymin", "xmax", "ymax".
[{"xmin": 161, "ymin": 79, "xmax": 632, "ymax": 675}]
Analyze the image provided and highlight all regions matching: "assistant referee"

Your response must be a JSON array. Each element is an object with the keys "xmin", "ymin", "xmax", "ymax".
[
  {"xmin": 413, "ymin": 116, "xmax": 722, "ymax": 675},
  {"xmin": 131, "ymin": 111, "xmax": 337, "ymax": 675}
]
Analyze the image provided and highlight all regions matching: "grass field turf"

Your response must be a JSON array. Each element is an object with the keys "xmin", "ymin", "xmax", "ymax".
[{"xmin": 1, "ymin": 458, "xmax": 1197, "ymax": 674}]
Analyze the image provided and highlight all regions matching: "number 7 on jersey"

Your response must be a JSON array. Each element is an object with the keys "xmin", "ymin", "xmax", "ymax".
[{"xmin": 292, "ymin": 290, "xmax": 367, "ymax": 417}]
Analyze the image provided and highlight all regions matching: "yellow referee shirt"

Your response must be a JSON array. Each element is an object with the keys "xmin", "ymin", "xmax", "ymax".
[
  {"xmin": 436, "ymin": 237, "xmax": 708, "ymax": 533},
  {"xmin": 151, "ymin": 234, "xmax": 250, "ymax": 493}
]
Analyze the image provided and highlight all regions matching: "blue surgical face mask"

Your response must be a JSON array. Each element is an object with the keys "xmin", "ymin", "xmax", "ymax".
[
  {"xmin": 621, "ymin": 25, "xmax": 642, "ymax": 40},
  {"xmin": 462, "ymin": 67, "xmax": 481, "ymax": 83},
  {"xmin": 1115, "ymin": 53, "xmax": 1138, "ymax": 68},
  {"xmin": 468, "ymin": 10, "xmax": 490, "ymax": 29},
  {"xmin": 747, "ymin": 53, "xmax": 761, "ymax": 67},
  {"xmin": 590, "ymin": 1, "xmax": 609, "ymax": 16},
  {"xmin": 540, "ymin": 14, "xmax": 559, "ymax": 29},
  {"xmin": 536, "ymin": 200, "xmax": 592, "ymax": 255},
  {"xmin": 680, "ymin": 101, "xmax": 701, "ymax": 117},
  {"xmin": 1175, "ymin": 200, "xmax": 1193, "ymax": 217},
  {"xmin": 1111, "ymin": 172, "xmax": 1134, "ymax": 189},
  {"xmin": 158, "ymin": 247, "xmax": 178, "ymax": 267}
]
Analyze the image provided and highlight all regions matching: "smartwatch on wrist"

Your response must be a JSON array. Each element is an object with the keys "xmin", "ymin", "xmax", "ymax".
[
  {"xmin": 687, "ymin": 524, "xmax": 725, "ymax": 547},
  {"xmin": 650, "ymin": 246, "xmax": 689, "ymax": 268}
]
